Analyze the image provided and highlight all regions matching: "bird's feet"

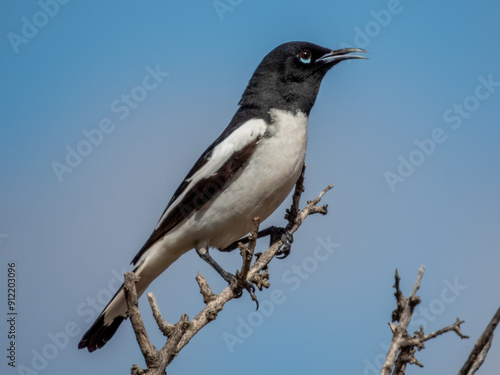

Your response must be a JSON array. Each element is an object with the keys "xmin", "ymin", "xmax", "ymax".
[
  {"xmin": 218, "ymin": 226, "xmax": 294, "ymax": 259},
  {"xmin": 195, "ymin": 246, "xmax": 259, "ymax": 309},
  {"xmin": 220, "ymin": 270, "xmax": 259, "ymax": 310},
  {"xmin": 271, "ymin": 228, "xmax": 294, "ymax": 259}
]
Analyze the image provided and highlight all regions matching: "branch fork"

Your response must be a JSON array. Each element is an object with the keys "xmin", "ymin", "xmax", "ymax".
[
  {"xmin": 123, "ymin": 164, "xmax": 335, "ymax": 374},
  {"xmin": 381, "ymin": 266, "xmax": 469, "ymax": 375}
]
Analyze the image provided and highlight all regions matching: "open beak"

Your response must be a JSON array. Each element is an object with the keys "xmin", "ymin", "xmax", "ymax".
[{"xmin": 317, "ymin": 48, "xmax": 369, "ymax": 64}]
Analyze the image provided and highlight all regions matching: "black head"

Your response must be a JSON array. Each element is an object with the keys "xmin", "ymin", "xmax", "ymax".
[{"xmin": 239, "ymin": 41, "xmax": 367, "ymax": 115}]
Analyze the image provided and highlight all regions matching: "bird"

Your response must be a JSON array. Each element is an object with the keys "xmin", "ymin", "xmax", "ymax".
[{"xmin": 78, "ymin": 41, "xmax": 367, "ymax": 352}]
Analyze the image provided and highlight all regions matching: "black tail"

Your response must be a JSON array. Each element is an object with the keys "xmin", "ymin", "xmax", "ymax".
[
  {"xmin": 78, "ymin": 285, "xmax": 127, "ymax": 352},
  {"xmin": 78, "ymin": 314, "xmax": 125, "ymax": 352},
  {"xmin": 78, "ymin": 256, "xmax": 160, "ymax": 351}
]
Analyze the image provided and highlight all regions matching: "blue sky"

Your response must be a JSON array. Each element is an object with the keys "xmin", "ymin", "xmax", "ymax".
[{"xmin": 1, "ymin": 1, "xmax": 500, "ymax": 374}]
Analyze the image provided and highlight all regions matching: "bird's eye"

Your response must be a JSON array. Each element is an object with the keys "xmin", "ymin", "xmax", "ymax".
[{"xmin": 299, "ymin": 50, "xmax": 312, "ymax": 64}]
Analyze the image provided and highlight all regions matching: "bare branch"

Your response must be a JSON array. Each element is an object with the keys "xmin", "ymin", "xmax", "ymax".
[
  {"xmin": 124, "ymin": 166, "xmax": 335, "ymax": 373},
  {"xmin": 146, "ymin": 293, "xmax": 174, "ymax": 337},
  {"xmin": 381, "ymin": 266, "xmax": 469, "ymax": 375},
  {"xmin": 381, "ymin": 266, "xmax": 426, "ymax": 375},
  {"xmin": 394, "ymin": 346, "xmax": 423, "ymax": 374},
  {"xmin": 171, "ymin": 179, "xmax": 333, "ymax": 356},
  {"xmin": 421, "ymin": 317, "xmax": 469, "ymax": 342},
  {"xmin": 252, "ymin": 268, "xmax": 270, "ymax": 291},
  {"xmin": 123, "ymin": 273, "xmax": 158, "ymax": 369},
  {"xmin": 459, "ymin": 305, "xmax": 500, "ymax": 375},
  {"xmin": 196, "ymin": 272, "xmax": 217, "ymax": 305},
  {"xmin": 160, "ymin": 313, "xmax": 191, "ymax": 370},
  {"xmin": 237, "ymin": 217, "xmax": 260, "ymax": 286},
  {"xmin": 285, "ymin": 163, "xmax": 306, "ymax": 229},
  {"xmin": 250, "ymin": 183, "xmax": 333, "ymax": 275},
  {"xmin": 410, "ymin": 266, "xmax": 425, "ymax": 299}
]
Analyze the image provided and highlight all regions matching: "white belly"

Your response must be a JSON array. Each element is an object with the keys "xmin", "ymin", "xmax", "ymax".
[
  {"xmin": 142, "ymin": 109, "xmax": 308, "ymax": 273},
  {"xmin": 189, "ymin": 109, "xmax": 308, "ymax": 248}
]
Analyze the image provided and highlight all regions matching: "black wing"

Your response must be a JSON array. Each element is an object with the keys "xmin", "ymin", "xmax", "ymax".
[{"xmin": 130, "ymin": 109, "xmax": 264, "ymax": 265}]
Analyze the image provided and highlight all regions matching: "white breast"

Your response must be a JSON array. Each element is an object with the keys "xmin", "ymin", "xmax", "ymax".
[
  {"xmin": 191, "ymin": 109, "xmax": 309, "ymax": 248},
  {"xmin": 156, "ymin": 118, "xmax": 267, "ymax": 231}
]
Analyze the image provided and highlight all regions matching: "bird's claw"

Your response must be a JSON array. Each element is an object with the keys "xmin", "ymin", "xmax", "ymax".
[
  {"xmin": 244, "ymin": 282, "xmax": 259, "ymax": 310},
  {"xmin": 276, "ymin": 230, "xmax": 293, "ymax": 259},
  {"xmin": 222, "ymin": 271, "xmax": 259, "ymax": 310}
]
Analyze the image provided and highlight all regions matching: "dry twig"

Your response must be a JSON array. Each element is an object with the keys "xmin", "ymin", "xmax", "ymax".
[
  {"xmin": 123, "ymin": 164, "xmax": 333, "ymax": 374},
  {"xmin": 459, "ymin": 305, "xmax": 500, "ymax": 375},
  {"xmin": 236, "ymin": 217, "xmax": 260, "ymax": 294},
  {"xmin": 381, "ymin": 266, "xmax": 469, "ymax": 375}
]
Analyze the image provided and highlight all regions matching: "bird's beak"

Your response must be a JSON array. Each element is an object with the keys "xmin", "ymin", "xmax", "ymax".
[{"xmin": 317, "ymin": 48, "xmax": 369, "ymax": 64}]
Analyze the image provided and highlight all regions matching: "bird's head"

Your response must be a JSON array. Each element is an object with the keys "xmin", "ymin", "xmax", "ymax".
[{"xmin": 239, "ymin": 41, "xmax": 368, "ymax": 115}]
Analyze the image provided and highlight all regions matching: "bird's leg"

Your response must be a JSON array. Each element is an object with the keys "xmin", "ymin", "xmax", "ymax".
[
  {"xmin": 276, "ymin": 230, "xmax": 294, "ymax": 259},
  {"xmin": 219, "ymin": 226, "xmax": 294, "ymax": 259},
  {"xmin": 195, "ymin": 245, "xmax": 258, "ymax": 307}
]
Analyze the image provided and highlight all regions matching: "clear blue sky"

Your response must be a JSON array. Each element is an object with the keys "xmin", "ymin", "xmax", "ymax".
[{"xmin": 1, "ymin": 1, "xmax": 500, "ymax": 374}]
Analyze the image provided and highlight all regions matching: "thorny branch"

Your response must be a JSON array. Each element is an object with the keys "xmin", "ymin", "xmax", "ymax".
[
  {"xmin": 382, "ymin": 267, "xmax": 500, "ymax": 374},
  {"xmin": 124, "ymin": 166, "xmax": 500, "ymax": 375},
  {"xmin": 381, "ymin": 266, "xmax": 469, "ymax": 375},
  {"xmin": 124, "ymin": 164, "xmax": 333, "ymax": 374}
]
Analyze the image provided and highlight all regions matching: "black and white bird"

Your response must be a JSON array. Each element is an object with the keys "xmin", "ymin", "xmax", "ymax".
[{"xmin": 78, "ymin": 41, "xmax": 367, "ymax": 352}]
